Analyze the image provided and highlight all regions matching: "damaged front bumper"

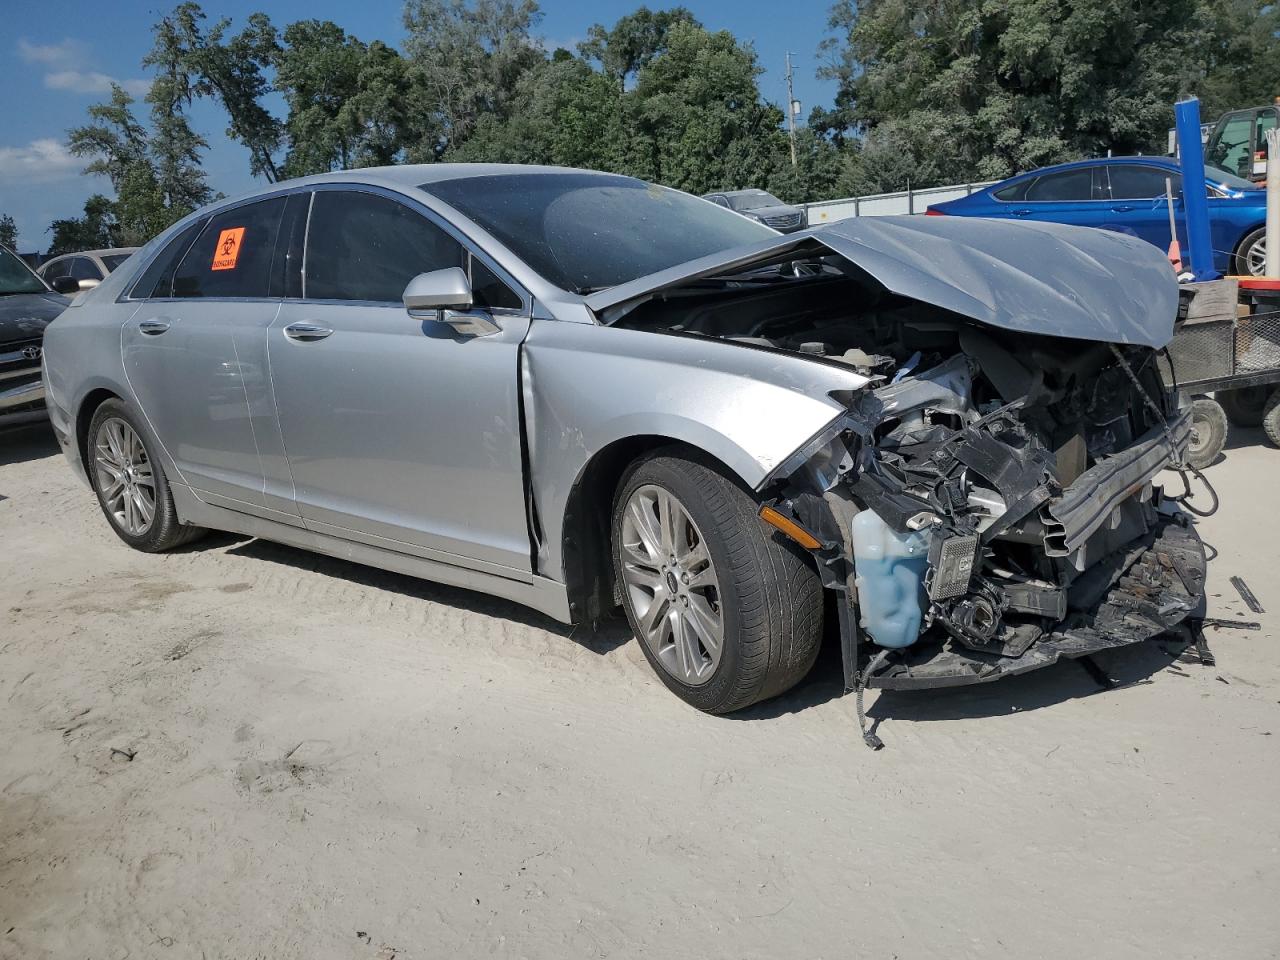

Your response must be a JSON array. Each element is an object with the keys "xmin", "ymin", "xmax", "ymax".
[{"xmin": 866, "ymin": 515, "xmax": 1205, "ymax": 689}]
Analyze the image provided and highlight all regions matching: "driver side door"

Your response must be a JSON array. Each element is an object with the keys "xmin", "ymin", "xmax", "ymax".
[{"xmin": 268, "ymin": 187, "xmax": 535, "ymax": 577}]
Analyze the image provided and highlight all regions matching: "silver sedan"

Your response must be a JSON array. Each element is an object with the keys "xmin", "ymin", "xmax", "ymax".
[{"xmin": 42, "ymin": 164, "xmax": 1207, "ymax": 715}]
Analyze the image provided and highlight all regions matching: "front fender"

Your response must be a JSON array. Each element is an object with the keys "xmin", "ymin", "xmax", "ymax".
[{"xmin": 522, "ymin": 319, "xmax": 867, "ymax": 581}]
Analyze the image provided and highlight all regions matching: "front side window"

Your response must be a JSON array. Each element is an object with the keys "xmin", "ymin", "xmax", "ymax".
[
  {"xmin": 42, "ymin": 258, "xmax": 72, "ymax": 281},
  {"xmin": 1208, "ymin": 112, "xmax": 1254, "ymax": 178},
  {"xmin": 69, "ymin": 257, "xmax": 103, "ymax": 282},
  {"xmin": 172, "ymin": 197, "xmax": 287, "ymax": 299},
  {"xmin": 1024, "ymin": 169, "xmax": 1094, "ymax": 202},
  {"xmin": 1108, "ymin": 165, "xmax": 1178, "ymax": 200},
  {"xmin": 0, "ymin": 246, "xmax": 46, "ymax": 295},
  {"xmin": 305, "ymin": 191, "xmax": 466, "ymax": 303}
]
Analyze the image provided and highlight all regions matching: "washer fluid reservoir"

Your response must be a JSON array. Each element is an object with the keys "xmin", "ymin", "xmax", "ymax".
[{"xmin": 850, "ymin": 509, "xmax": 931, "ymax": 648}]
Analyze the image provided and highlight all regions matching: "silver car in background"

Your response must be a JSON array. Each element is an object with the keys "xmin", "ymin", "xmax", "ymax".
[
  {"xmin": 42, "ymin": 164, "xmax": 1207, "ymax": 717},
  {"xmin": 38, "ymin": 247, "xmax": 139, "ymax": 296}
]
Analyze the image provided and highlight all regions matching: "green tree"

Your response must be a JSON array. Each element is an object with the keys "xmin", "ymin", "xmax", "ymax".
[
  {"xmin": 814, "ymin": 0, "xmax": 1221, "ymax": 191},
  {"xmin": 145, "ymin": 12, "xmax": 216, "ymax": 216},
  {"xmin": 273, "ymin": 21, "xmax": 416, "ymax": 176},
  {"xmin": 148, "ymin": 2, "xmax": 282, "ymax": 181},
  {"xmin": 577, "ymin": 6, "xmax": 699, "ymax": 87},
  {"xmin": 48, "ymin": 195, "xmax": 118, "ymax": 256},
  {"xmin": 66, "ymin": 82, "xmax": 211, "ymax": 247},
  {"xmin": 0, "ymin": 214, "xmax": 16, "ymax": 250},
  {"xmin": 402, "ymin": 0, "xmax": 546, "ymax": 158}
]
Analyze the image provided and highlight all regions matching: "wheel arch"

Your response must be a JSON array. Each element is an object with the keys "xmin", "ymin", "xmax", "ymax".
[
  {"xmin": 558, "ymin": 434, "xmax": 747, "ymax": 625},
  {"xmin": 75, "ymin": 387, "xmax": 124, "ymax": 476}
]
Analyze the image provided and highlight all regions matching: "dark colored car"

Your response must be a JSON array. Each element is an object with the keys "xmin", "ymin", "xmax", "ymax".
[
  {"xmin": 703, "ymin": 189, "xmax": 807, "ymax": 232},
  {"xmin": 1, "ymin": 244, "xmax": 70, "ymax": 427},
  {"xmin": 927, "ymin": 156, "xmax": 1267, "ymax": 275}
]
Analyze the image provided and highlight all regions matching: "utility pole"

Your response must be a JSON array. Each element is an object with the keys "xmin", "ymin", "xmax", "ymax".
[{"xmin": 785, "ymin": 52, "xmax": 798, "ymax": 167}]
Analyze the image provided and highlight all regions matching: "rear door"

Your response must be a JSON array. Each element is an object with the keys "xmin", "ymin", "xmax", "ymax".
[
  {"xmin": 123, "ymin": 197, "xmax": 289, "ymax": 514},
  {"xmin": 268, "ymin": 187, "xmax": 534, "ymax": 575},
  {"xmin": 1005, "ymin": 166, "xmax": 1111, "ymax": 229}
]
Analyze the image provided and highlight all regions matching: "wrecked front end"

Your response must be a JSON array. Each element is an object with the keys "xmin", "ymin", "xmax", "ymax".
[
  {"xmin": 598, "ymin": 216, "xmax": 1208, "ymax": 693},
  {"xmin": 764, "ymin": 330, "xmax": 1206, "ymax": 690}
]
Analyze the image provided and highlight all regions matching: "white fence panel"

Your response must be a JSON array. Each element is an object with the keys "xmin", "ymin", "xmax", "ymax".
[{"xmin": 805, "ymin": 181, "xmax": 998, "ymax": 224}]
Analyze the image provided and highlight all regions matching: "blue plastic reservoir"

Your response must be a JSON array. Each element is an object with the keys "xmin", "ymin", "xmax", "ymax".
[{"xmin": 851, "ymin": 509, "xmax": 932, "ymax": 648}]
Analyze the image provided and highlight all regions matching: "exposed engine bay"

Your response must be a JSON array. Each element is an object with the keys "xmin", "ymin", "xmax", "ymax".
[{"xmin": 616, "ymin": 266, "xmax": 1208, "ymax": 690}]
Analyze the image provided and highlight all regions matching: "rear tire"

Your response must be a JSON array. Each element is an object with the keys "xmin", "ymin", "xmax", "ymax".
[
  {"xmin": 1234, "ymin": 227, "xmax": 1266, "ymax": 277},
  {"xmin": 1187, "ymin": 396, "xmax": 1228, "ymax": 469},
  {"xmin": 87, "ymin": 399, "xmax": 206, "ymax": 552},
  {"xmin": 612, "ymin": 450, "xmax": 823, "ymax": 714},
  {"xmin": 1218, "ymin": 386, "xmax": 1271, "ymax": 428},
  {"xmin": 1263, "ymin": 391, "xmax": 1280, "ymax": 449}
]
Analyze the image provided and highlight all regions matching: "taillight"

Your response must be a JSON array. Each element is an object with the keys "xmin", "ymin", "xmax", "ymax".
[{"xmin": 924, "ymin": 207, "xmax": 946, "ymax": 216}]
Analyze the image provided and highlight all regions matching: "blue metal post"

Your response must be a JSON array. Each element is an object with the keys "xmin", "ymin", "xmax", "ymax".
[{"xmin": 1175, "ymin": 97, "xmax": 1218, "ymax": 280}]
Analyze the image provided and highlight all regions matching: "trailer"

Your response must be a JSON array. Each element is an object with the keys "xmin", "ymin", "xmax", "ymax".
[{"xmin": 1162, "ymin": 277, "xmax": 1280, "ymax": 466}]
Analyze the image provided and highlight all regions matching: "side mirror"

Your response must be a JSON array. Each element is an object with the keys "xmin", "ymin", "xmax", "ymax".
[
  {"xmin": 402, "ymin": 267, "xmax": 473, "ymax": 314},
  {"xmin": 77, "ymin": 278, "xmax": 100, "ymax": 291},
  {"xmin": 402, "ymin": 267, "xmax": 500, "ymax": 338},
  {"xmin": 49, "ymin": 276, "xmax": 79, "ymax": 295}
]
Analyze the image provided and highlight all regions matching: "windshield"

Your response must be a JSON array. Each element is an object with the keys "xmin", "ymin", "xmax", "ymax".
[
  {"xmin": 727, "ymin": 190, "xmax": 779, "ymax": 211},
  {"xmin": 0, "ymin": 246, "xmax": 47, "ymax": 296},
  {"xmin": 421, "ymin": 173, "xmax": 775, "ymax": 293},
  {"xmin": 101, "ymin": 253, "xmax": 133, "ymax": 272},
  {"xmin": 1206, "ymin": 164, "xmax": 1258, "ymax": 191}
]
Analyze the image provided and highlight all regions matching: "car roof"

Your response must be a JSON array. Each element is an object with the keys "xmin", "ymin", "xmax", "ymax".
[
  {"xmin": 44, "ymin": 247, "xmax": 140, "ymax": 262},
  {"xmin": 1003, "ymin": 156, "xmax": 1179, "ymax": 181}
]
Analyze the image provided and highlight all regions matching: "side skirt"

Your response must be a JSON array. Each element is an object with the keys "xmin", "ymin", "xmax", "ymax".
[{"xmin": 170, "ymin": 483, "xmax": 573, "ymax": 624}]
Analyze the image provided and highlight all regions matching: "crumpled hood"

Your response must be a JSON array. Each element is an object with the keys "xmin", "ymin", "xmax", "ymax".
[
  {"xmin": 0, "ymin": 292, "xmax": 69, "ymax": 344},
  {"xmin": 589, "ymin": 215, "xmax": 1180, "ymax": 348}
]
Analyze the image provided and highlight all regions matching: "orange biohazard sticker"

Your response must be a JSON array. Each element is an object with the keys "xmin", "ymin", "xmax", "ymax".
[{"xmin": 211, "ymin": 227, "xmax": 245, "ymax": 271}]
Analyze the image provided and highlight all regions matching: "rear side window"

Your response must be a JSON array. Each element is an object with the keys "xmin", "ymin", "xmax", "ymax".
[
  {"xmin": 1024, "ymin": 169, "xmax": 1094, "ymax": 201},
  {"xmin": 993, "ymin": 180, "xmax": 1031, "ymax": 202},
  {"xmin": 130, "ymin": 218, "xmax": 207, "ymax": 299},
  {"xmin": 1108, "ymin": 165, "xmax": 1177, "ymax": 199},
  {"xmin": 304, "ymin": 190, "xmax": 465, "ymax": 302},
  {"xmin": 172, "ymin": 197, "xmax": 287, "ymax": 299}
]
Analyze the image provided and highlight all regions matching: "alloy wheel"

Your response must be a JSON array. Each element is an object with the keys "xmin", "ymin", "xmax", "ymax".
[
  {"xmin": 93, "ymin": 417, "xmax": 156, "ymax": 536},
  {"xmin": 1247, "ymin": 235, "xmax": 1267, "ymax": 276},
  {"xmin": 619, "ymin": 484, "xmax": 724, "ymax": 686}
]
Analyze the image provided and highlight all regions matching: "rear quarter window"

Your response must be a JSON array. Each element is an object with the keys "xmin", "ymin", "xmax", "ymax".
[
  {"xmin": 172, "ymin": 197, "xmax": 287, "ymax": 299},
  {"xmin": 993, "ymin": 180, "xmax": 1031, "ymax": 202}
]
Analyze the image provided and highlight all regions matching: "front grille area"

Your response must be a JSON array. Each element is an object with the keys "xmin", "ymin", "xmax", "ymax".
[
  {"xmin": 0, "ymin": 338, "xmax": 43, "ymax": 378},
  {"xmin": 762, "ymin": 212, "xmax": 802, "ymax": 229}
]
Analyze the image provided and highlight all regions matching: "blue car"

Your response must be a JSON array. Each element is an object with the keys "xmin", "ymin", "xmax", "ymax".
[{"xmin": 927, "ymin": 156, "xmax": 1266, "ymax": 276}]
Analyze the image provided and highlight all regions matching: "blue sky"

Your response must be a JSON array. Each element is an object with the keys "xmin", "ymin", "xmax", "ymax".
[{"xmin": 0, "ymin": 0, "xmax": 840, "ymax": 253}]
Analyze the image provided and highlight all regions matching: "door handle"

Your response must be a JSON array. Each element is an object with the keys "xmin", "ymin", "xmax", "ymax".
[
  {"xmin": 138, "ymin": 319, "xmax": 170, "ymax": 336},
  {"xmin": 1010, "ymin": 208, "xmax": 1032, "ymax": 216},
  {"xmin": 1111, "ymin": 204, "xmax": 1135, "ymax": 212},
  {"xmin": 283, "ymin": 321, "xmax": 334, "ymax": 342}
]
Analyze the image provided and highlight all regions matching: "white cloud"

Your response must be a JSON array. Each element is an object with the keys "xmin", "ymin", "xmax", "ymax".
[
  {"xmin": 19, "ymin": 38, "xmax": 149, "ymax": 98},
  {"xmin": 44, "ymin": 70, "xmax": 149, "ymax": 96},
  {"xmin": 0, "ymin": 138, "xmax": 82, "ymax": 181},
  {"xmin": 17, "ymin": 37, "xmax": 85, "ymax": 68}
]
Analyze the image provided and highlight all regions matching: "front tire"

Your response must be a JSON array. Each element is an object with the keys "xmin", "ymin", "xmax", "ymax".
[
  {"xmin": 612, "ymin": 450, "xmax": 823, "ymax": 714},
  {"xmin": 87, "ymin": 399, "xmax": 205, "ymax": 552}
]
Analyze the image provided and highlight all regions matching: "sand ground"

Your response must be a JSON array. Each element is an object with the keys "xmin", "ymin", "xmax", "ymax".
[{"xmin": 1, "ymin": 421, "xmax": 1277, "ymax": 960}]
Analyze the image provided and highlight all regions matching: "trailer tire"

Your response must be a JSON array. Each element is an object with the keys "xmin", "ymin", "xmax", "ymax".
[
  {"xmin": 1187, "ymin": 397, "xmax": 1228, "ymax": 469},
  {"xmin": 1218, "ymin": 386, "xmax": 1271, "ymax": 428},
  {"xmin": 1262, "ymin": 391, "xmax": 1280, "ymax": 449}
]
